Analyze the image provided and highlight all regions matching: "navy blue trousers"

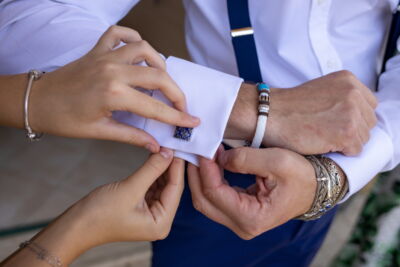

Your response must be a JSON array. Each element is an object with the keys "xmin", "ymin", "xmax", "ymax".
[{"xmin": 152, "ymin": 169, "xmax": 336, "ymax": 267}]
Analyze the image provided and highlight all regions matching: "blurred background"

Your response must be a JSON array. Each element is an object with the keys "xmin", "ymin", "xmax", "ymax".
[{"xmin": 1, "ymin": 0, "xmax": 399, "ymax": 266}]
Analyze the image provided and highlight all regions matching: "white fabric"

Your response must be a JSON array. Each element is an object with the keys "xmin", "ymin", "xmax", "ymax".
[
  {"xmin": 115, "ymin": 57, "xmax": 242, "ymax": 165},
  {"xmin": 0, "ymin": 0, "xmax": 399, "ymax": 200}
]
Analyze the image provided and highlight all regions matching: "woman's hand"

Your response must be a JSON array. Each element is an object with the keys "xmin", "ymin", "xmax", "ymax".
[
  {"xmin": 2, "ymin": 148, "xmax": 184, "ymax": 266},
  {"xmin": 29, "ymin": 26, "xmax": 200, "ymax": 152},
  {"xmin": 75, "ymin": 148, "xmax": 184, "ymax": 244}
]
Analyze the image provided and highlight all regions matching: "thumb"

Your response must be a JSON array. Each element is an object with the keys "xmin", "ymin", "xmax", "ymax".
[
  {"xmin": 217, "ymin": 147, "xmax": 279, "ymax": 177},
  {"xmin": 124, "ymin": 147, "xmax": 174, "ymax": 192}
]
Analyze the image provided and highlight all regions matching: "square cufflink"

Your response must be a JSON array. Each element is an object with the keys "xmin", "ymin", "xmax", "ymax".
[{"xmin": 174, "ymin": 127, "xmax": 193, "ymax": 141}]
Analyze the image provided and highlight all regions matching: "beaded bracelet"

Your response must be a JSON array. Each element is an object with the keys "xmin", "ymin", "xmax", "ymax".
[{"xmin": 250, "ymin": 83, "xmax": 270, "ymax": 148}]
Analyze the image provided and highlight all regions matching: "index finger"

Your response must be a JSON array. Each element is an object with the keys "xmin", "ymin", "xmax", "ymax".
[
  {"xmin": 123, "ymin": 148, "xmax": 174, "ymax": 194},
  {"xmin": 91, "ymin": 26, "xmax": 142, "ymax": 54},
  {"xmin": 121, "ymin": 65, "xmax": 187, "ymax": 112},
  {"xmin": 159, "ymin": 158, "xmax": 185, "ymax": 216},
  {"xmin": 217, "ymin": 147, "xmax": 278, "ymax": 177},
  {"xmin": 107, "ymin": 41, "xmax": 166, "ymax": 71},
  {"xmin": 109, "ymin": 82, "xmax": 199, "ymax": 128}
]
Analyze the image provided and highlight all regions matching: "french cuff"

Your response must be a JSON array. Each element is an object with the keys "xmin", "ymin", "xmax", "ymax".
[
  {"xmin": 325, "ymin": 126, "xmax": 394, "ymax": 203},
  {"xmin": 113, "ymin": 57, "xmax": 243, "ymax": 165},
  {"xmin": 145, "ymin": 57, "xmax": 243, "ymax": 165}
]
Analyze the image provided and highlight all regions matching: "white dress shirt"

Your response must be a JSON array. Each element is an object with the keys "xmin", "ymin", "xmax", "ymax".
[{"xmin": 0, "ymin": 0, "xmax": 399, "ymax": 201}]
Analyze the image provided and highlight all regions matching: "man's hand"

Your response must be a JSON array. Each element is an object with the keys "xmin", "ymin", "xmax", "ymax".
[
  {"xmin": 187, "ymin": 146, "xmax": 317, "ymax": 240},
  {"xmin": 226, "ymin": 71, "xmax": 378, "ymax": 156}
]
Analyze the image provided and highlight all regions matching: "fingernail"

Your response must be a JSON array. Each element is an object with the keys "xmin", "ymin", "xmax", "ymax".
[
  {"xmin": 191, "ymin": 116, "xmax": 201, "ymax": 124},
  {"xmin": 145, "ymin": 143, "xmax": 158, "ymax": 153},
  {"xmin": 160, "ymin": 147, "xmax": 173, "ymax": 159}
]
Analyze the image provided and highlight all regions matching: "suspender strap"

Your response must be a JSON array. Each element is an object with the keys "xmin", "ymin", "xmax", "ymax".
[
  {"xmin": 227, "ymin": 0, "xmax": 263, "ymax": 82},
  {"xmin": 382, "ymin": 1, "xmax": 400, "ymax": 73},
  {"xmin": 228, "ymin": 0, "xmax": 399, "ymax": 81}
]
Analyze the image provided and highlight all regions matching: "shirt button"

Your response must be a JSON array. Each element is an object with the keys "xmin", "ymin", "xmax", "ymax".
[{"xmin": 327, "ymin": 59, "xmax": 338, "ymax": 70}]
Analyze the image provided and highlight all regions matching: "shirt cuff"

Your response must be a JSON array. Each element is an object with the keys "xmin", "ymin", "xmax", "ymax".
[
  {"xmin": 113, "ymin": 56, "xmax": 243, "ymax": 165},
  {"xmin": 326, "ymin": 126, "xmax": 394, "ymax": 202}
]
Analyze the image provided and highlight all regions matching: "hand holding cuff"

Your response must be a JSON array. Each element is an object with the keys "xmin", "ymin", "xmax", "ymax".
[{"xmin": 114, "ymin": 57, "xmax": 243, "ymax": 165}]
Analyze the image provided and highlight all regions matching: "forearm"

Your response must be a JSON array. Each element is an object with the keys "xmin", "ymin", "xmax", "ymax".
[
  {"xmin": 2, "ymin": 205, "xmax": 92, "ymax": 266},
  {"xmin": 0, "ymin": 74, "xmax": 27, "ymax": 129}
]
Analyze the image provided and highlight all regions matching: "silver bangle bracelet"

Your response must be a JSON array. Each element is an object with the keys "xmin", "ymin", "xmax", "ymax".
[
  {"xmin": 24, "ymin": 70, "xmax": 44, "ymax": 141},
  {"xmin": 297, "ymin": 155, "xmax": 348, "ymax": 221}
]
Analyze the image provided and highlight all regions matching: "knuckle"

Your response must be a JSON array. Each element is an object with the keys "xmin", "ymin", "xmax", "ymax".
[
  {"xmin": 107, "ymin": 25, "xmax": 120, "ymax": 35},
  {"xmin": 147, "ymin": 157, "xmax": 165, "ymax": 173},
  {"xmin": 192, "ymin": 199, "xmax": 204, "ymax": 213},
  {"xmin": 155, "ymin": 224, "xmax": 171, "ymax": 240},
  {"xmin": 151, "ymin": 102, "xmax": 167, "ymax": 119},
  {"xmin": 129, "ymin": 29, "xmax": 141, "ymax": 39},
  {"xmin": 342, "ymin": 97, "xmax": 357, "ymax": 114},
  {"xmin": 203, "ymin": 187, "xmax": 217, "ymax": 201},
  {"xmin": 137, "ymin": 39, "xmax": 150, "ymax": 50},
  {"xmin": 275, "ymin": 150, "xmax": 293, "ymax": 170},
  {"xmin": 125, "ymin": 134, "xmax": 141, "ymax": 146},
  {"xmin": 344, "ymin": 87, "xmax": 361, "ymax": 103},
  {"xmin": 156, "ymin": 69, "xmax": 169, "ymax": 83},
  {"xmin": 239, "ymin": 223, "xmax": 261, "ymax": 240},
  {"xmin": 343, "ymin": 121, "xmax": 357, "ymax": 139},
  {"xmin": 103, "ymin": 80, "xmax": 122, "ymax": 97},
  {"xmin": 98, "ymin": 61, "xmax": 118, "ymax": 76},
  {"xmin": 229, "ymin": 149, "xmax": 248, "ymax": 172},
  {"xmin": 176, "ymin": 110, "xmax": 188, "ymax": 122},
  {"xmin": 338, "ymin": 70, "xmax": 355, "ymax": 80},
  {"xmin": 148, "ymin": 225, "xmax": 161, "ymax": 240}
]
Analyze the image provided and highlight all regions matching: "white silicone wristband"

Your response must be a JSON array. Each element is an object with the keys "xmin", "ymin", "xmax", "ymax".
[{"xmin": 250, "ymin": 114, "xmax": 267, "ymax": 148}]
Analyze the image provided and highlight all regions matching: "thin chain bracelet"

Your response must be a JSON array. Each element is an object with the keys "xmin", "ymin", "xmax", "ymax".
[{"xmin": 20, "ymin": 240, "xmax": 63, "ymax": 267}]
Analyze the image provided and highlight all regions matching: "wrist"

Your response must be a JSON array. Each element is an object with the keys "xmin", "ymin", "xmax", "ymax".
[
  {"xmin": 0, "ymin": 74, "xmax": 27, "ymax": 129},
  {"xmin": 225, "ymin": 83, "xmax": 258, "ymax": 140},
  {"xmin": 32, "ymin": 203, "xmax": 96, "ymax": 265},
  {"xmin": 225, "ymin": 83, "xmax": 280, "ymax": 145}
]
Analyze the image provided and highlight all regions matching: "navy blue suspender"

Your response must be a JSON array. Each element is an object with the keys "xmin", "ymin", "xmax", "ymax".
[
  {"xmin": 382, "ymin": 2, "xmax": 400, "ymax": 73},
  {"xmin": 227, "ymin": 0, "xmax": 262, "ymax": 82},
  {"xmin": 227, "ymin": 0, "xmax": 400, "ymax": 84}
]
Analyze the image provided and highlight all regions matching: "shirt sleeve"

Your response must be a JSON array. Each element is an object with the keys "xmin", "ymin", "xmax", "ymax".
[
  {"xmin": 0, "ymin": 0, "xmax": 133, "ymax": 74},
  {"xmin": 0, "ymin": 0, "xmax": 243, "ymax": 165},
  {"xmin": 326, "ymin": 37, "xmax": 400, "ymax": 202}
]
